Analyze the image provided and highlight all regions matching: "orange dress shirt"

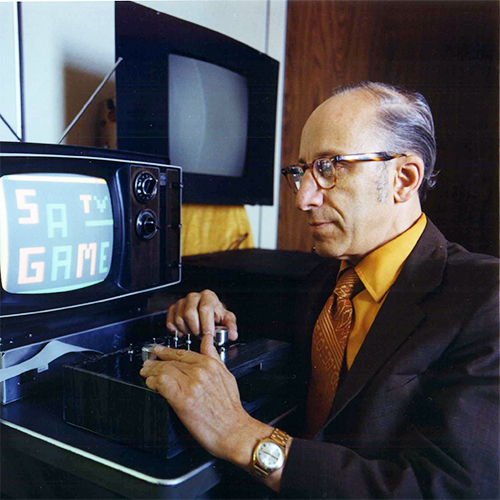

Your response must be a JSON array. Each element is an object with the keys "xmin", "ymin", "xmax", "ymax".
[{"xmin": 341, "ymin": 213, "xmax": 427, "ymax": 369}]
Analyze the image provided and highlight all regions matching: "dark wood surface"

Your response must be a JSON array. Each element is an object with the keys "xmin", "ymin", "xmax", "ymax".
[
  {"xmin": 128, "ymin": 165, "xmax": 160, "ymax": 289},
  {"xmin": 278, "ymin": 0, "xmax": 499, "ymax": 257},
  {"xmin": 63, "ymin": 338, "xmax": 293, "ymax": 458}
]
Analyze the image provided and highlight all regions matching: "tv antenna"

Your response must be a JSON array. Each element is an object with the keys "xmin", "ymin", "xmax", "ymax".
[
  {"xmin": 58, "ymin": 57, "xmax": 123, "ymax": 145},
  {"xmin": 0, "ymin": 113, "xmax": 22, "ymax": 142}
]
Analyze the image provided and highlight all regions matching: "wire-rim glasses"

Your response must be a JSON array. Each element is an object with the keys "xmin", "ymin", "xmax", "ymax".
[{"xmin": 281, "ymin": 152, "xmax": 407, "ymax": 194}]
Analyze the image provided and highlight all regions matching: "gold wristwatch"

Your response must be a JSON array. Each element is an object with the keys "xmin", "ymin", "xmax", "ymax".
[{"xmin": 251, "ymin": 428, "xmax": 290, "ymax": 479}]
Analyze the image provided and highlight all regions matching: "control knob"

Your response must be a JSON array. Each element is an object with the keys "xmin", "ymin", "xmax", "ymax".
[
  {"xmin": 214, "ymin": 326, "xmax": 229, "ymax": 347},
  {"xmin": 134, "ymin": 171, "xmax": 158, "ymax": 203},
  {"xmin": 136, "ymin": 209, "xmax": 158, "ymax": 240}
]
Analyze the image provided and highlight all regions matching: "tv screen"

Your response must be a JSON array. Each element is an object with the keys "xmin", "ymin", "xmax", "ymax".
[
  {"xmin": 0, "ymin": 173, "xmax": 114, "ymax": 294},
  {"xmin": 0, "ymin": 142, "xmax": 181, "ymax": 324},
  {"xmin": 115, "ymin": 1, "xmax": 279, "ymax": 205},
  {"xmin": 168, "ymin": 54, "xmax": 248, "ymax": 178}
]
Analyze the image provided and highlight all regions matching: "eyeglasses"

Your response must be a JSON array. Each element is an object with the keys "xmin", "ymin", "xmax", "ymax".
[{"xmin": 281, "ymin": 152, "xmax": 406, "ymax": 193}]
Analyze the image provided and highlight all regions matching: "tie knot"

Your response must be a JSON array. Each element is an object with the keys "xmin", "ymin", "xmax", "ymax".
[{"xmin": 334, "ymin": 267, "xmax": 361, "ymax": 300}]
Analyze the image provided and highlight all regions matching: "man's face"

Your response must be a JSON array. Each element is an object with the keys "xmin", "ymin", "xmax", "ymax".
[{"xmin": 296, "ymin": 92, "xmax": 397, "ymax": 263}]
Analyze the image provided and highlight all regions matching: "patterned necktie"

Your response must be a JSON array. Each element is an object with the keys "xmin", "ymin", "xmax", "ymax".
[{"xmin": 304, "ymin": 267, "xmax": 362, "ymax": 437}]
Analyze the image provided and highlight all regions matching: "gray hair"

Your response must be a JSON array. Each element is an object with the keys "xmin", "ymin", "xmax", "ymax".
[{"xmin": 331, "ymin": 82, "xmax": 438, "ymax": 201}]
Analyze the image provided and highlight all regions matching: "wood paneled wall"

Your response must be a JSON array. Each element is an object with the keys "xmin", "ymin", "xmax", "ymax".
[{"xmin": 278, "ymin": 0, "xmax": 499, "ymax": 257}]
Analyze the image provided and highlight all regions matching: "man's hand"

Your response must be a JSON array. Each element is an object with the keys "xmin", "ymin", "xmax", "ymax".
[
  {"xmin": 166, "ymin": 290, "xmax": 238, "ymax": 340},
  {"xmin": 139, "ymin": 333, "xmax": 272, "ymax": 466}
]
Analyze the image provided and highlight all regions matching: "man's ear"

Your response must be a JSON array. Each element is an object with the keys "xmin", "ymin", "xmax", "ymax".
[{"xmin": 393, "ymin": 155, "xmax": 424, "ymax": 203}]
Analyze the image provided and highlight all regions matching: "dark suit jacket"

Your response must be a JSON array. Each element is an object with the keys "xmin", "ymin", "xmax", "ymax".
[{"xmin": 281, "ymin": 220, "xmax": 499, "ymax": 499}]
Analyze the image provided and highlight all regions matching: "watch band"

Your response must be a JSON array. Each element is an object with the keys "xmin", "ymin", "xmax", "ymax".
[
  {"xmin": 269, "ymin": 427, "xmax": 289, "ymax": 448},
  {"xmin": 251, "ymin": 428, "xmax": 290, "ymax": 479}
]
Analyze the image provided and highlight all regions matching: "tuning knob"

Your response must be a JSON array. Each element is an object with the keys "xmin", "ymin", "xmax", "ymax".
[
  {"xmin": 134, "ymin": 171, "xmax": 158, "ymax": 203},
  {"xmin": 136, "ymin": 209, "xmax": 158, "ymax": 240}
]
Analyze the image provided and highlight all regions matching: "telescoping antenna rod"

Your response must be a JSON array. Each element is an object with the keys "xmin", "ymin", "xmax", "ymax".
[
  {"xmin": 0, "ymin": 113, "xmax": 22, "ymax": 142},
  {"xmin": 57, "ymin": 57, "xmax": 123, "ymax": 145}
]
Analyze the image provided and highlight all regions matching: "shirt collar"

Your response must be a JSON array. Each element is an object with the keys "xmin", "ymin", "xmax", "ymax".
[{"xmin": 340, "ymin": 213, "xmax": 427, "ymax": 303}]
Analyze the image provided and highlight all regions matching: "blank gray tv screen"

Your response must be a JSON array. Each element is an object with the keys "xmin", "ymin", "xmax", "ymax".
[{"xmin": 168, "ymin": 54, "xmax": 249, "ymax": 177}]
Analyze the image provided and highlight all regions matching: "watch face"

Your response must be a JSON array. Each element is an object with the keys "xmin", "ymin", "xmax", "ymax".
[{"xmin": 256, "ymin": 441, "xmax": 284, "ymax": 470}]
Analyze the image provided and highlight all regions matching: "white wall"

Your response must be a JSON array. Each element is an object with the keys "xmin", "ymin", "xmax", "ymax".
[
  {"xmin": 258, "ymin": 0, "xmax": 287, "ymax": 249},
  {"xmin": 0, "ymin": 2, "xmax": 21, "ymax": 141},
  {"xmin": 3, "ymin": 0, "xmax": 287, "ymax": 249},
  {"xmin": 20, "ymin": 1, "xmax": 116, "ymax": 146}
]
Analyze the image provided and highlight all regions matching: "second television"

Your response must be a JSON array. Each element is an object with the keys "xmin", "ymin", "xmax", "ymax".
[{"xmin": 115, "ymin": 1, "xmax": 280, "ymax": 206}]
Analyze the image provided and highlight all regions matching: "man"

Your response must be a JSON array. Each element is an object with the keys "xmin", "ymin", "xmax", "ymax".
[{"xmin": 140, "ymin": 82, "xmax": 499, "ymax": 498}]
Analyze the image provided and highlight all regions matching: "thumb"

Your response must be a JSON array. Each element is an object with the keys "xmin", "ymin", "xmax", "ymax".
[{"xmin": 200, "ymin": 332, "xmax": 221, "ymax": 360}]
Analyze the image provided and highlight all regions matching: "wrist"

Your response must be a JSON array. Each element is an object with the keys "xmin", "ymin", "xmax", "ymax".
[
  {"xmin": 249, "ymin": 426, "xmax": 292, "ymax": 492},
  {"xmin": 221, "ymin": 415, "xmax": 292, "ymax": 493},
  {"xmin": 225, "ymin": 417, "xmax": 274, "ymax": 470}
]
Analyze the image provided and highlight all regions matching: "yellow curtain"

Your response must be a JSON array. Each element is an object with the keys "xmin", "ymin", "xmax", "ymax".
[{"xmin": 181, "ymin": 204, "xmax": 254, "ymax": 256}]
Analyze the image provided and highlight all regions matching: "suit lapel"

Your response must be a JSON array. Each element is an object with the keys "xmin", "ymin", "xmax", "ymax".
[{"xmin": 325, "ymin": 220, "xmax": 448, "ymax": 423}]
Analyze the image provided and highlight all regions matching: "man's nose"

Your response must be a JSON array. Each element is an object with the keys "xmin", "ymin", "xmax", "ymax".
[{"xmin": 295, "ymin": 170, "xmax": 323, "ymax": 211}]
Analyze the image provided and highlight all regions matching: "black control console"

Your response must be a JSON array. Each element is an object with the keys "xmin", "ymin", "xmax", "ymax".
[{"xmin": 63, "ymin": 332, "xmax": 294, "ymax": 459}]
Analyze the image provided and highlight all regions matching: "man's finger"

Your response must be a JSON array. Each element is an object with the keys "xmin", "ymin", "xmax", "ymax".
[
  {"xmin": 143, "ymin": 364, "xmax": 189, "ymax": 403},
  {"xmin": 200, "ymin": 332, "xmax": 221, "ymax": 360},
  {"xmin": 166, "ymin": 299, "xmax": 191, "ymax": 335},
  {"xmin": 183, "ymin": 292, "xmax": 206, "ymax": 335},
  {"xmin": 152, "ymin": 345, "xmax": 201, "ymax": 363},
  {"xmin": 198, "ymin": 292, "xmax": 222, "ymax": 338},
  {"xmin": 201, "ymin": 303, "xmax": 238, "ymax": 341},
  {"xmin": 221, "ymin": 313, "xmax": 238, "ymax": 341},
  {"xmin": 166, "ymin": 302, "xmax": 179, "ymax": 333}
]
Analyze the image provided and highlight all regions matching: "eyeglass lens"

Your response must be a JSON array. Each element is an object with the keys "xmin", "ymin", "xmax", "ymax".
[
  {"xmin": 286, "ymin": 159, "xmax": 337, "ymax": 193},
  {"xmin": 314, "ymin": 159, "xmax": 335, "ymax": 187},
  {"xmin": 287, "ymin": 167, "xmax": 303, "ymax": 193}
]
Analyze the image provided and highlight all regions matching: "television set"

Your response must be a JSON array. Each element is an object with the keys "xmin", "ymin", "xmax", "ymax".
[
  {"xmin": 114, "ymin": 1, "xmax": 279, "ymax": 205},
  {"xmin": 0, "ymin": 142, "xmax": 182, "ymax": 340}
]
